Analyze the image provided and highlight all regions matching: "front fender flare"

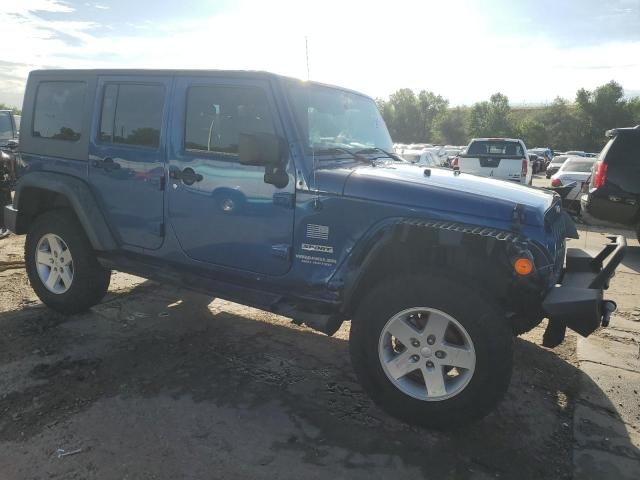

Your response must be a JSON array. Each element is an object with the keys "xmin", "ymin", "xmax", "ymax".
[{"xmin": 333, "ymin": 218, "xmax": 526, "ymax": 315}]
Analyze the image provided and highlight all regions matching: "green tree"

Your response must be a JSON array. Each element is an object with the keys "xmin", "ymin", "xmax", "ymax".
[
  {"xmin": 468, "ymin": 93, "xmax": 513, "ymax": 138},
  {"xmin": 386, "ymin": 88, "xmax": 421, "ymax": 142},
  {"xmin": 417, "ymin": 90, "xmax": 449, "ymax": 141},
  {"xmin": 0, "ymin": 103, "xmax": 20, "ymax": 114},
  {"xmin": 433, "ymin": 107, "xmax": 468, "ymax": 145},
  {"xmin": 575, "ymin": 81, "xmax": 633, "ymax": 151}
]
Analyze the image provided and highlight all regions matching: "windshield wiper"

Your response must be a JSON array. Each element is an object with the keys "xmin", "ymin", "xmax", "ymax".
[
  {"xmin": 314, "ymin": 147, "xmax": 370, "ymax": 163},
  {"xmin": 354, "ymin": 147, "xmax": 405, "ymax": 162}
]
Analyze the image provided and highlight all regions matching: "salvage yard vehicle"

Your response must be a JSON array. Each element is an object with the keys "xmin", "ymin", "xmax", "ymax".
[
  {"xmin": 550, "ymin": 157, "xmax": 596, "ymax": 211},
  {"xmin": 546, "ymin": 155, "xmax": 570, "ymax": 178},
  {"xmin": 0, "ymin": 110, "xmax": 19, "ymax": 238},
  {"xmin": 4, "ymin": 69, "xmax": 626, "ymax": 429},
  {"xmin": 581, "ymin": 125, "xmax": 640, "ymax": 241},
  {"xmin": 457, "ymin": 138, "xmax": 532, "ymax": 184},
  {"xmin": 401, "ymin": 147, "xmax": 441, "ymax": 167}
]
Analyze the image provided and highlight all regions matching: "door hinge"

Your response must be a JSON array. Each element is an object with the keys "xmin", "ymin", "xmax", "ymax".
[
  {"xmin": 159, "ymin": 223, "xmax": 165, "ymax": 237},
  {"xmin": 160, "ymin": 174, "xmax": 166, "ymax": 191}
]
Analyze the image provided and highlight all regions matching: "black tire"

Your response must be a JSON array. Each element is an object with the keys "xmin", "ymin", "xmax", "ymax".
[
  {"xmin": 25, "ymin": 209, "xmax": 111, "ymax": 314},
  {"xmin": 349, "ymin": 274, "xmax": 513, "ymax": 430}
]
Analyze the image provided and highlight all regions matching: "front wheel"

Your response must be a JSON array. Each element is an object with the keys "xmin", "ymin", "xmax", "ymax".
[
  {"xmin": 25, "ymin": 209, "xmax": 111, "ymax": 314},
  {"xmin": 349, "ymin": 274, "xmax": 513, "ymax": 429}
]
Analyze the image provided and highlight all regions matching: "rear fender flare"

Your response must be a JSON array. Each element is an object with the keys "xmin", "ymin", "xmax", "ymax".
[{"xmin": 12, "ymin": 172, "xmax": 117, "ymax": 251}]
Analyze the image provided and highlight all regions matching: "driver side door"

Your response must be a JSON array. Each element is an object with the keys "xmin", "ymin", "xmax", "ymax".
[{"xmin": 167, "ymin": 75, "xmax": 295, "ymax": 276}]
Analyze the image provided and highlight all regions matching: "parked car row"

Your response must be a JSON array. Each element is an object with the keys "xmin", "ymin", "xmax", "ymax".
[{"xmin": 394, "ymin": 143, "xmax": 465, "ymax": 167}]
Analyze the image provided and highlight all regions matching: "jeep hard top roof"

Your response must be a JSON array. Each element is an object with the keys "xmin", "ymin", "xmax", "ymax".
[
  {"xmin": 606, "ymin": 125, "xmax": 640, "ymax": 137},
  {"xmin": 27, "ymin": 69, "xmax": 372, "ymax": 100}
]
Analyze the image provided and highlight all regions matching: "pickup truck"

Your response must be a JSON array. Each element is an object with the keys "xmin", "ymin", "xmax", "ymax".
[
  {"xmin": 4, "ymin": 69, "xmax": 625, "ymax": 429},
  {"xmin": 457, "ymin": 138, "xmax": 532, "ymax": 185}
]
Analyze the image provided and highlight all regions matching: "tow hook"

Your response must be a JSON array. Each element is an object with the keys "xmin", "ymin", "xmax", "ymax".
[{"xmin": 601, "ymin": 300, "xmax": 617, "ymax": 327}]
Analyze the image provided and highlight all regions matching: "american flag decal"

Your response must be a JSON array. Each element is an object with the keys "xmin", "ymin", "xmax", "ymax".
[{"xmin": 306, "ymin": 224, "xmax": 329, "ymax": 240}]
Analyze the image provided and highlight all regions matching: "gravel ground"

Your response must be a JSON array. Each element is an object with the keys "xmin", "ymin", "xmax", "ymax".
[{"xmin": 0, "ymin": 216, "xmax": 633, "ymax": 479}]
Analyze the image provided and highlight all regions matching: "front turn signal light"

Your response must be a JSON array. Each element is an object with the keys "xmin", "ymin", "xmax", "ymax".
[{"xmin": 514, "ymin": 258, "xmax": 534, "ymax": 276}]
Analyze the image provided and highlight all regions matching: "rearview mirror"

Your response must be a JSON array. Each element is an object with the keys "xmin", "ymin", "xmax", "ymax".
[{"xmin": 238, "ymin": 132, "xmax": 285, "ymax": 167}]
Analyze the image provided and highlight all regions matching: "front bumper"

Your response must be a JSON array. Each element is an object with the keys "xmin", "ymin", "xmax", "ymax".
[{"xmin": 541, "ymin": 235, "xmax": 626, "ymax": 346}]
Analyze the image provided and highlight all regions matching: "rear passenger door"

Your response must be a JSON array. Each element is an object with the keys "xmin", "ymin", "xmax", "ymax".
[
  {"xmin": 167, "ymin": 75, "xmax": 295, "ymax": 275},
  {"xmin": 89, "ymin": 77, "xmax": 172, "ymax": 250}
]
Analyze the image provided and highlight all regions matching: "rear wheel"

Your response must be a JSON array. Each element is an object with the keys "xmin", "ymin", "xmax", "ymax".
[
  {"xmin": 25, "ymin": 210, "xmax": 111, "ymax": 314},
  {"xmin": 349, "ymin": 274, "xmax": 513, "ymax": 429}
]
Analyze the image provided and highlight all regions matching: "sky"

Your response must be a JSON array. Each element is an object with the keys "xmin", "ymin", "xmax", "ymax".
[{"xmin": 1, "ymin": 0, "xmax": 639, "ymax": 108}]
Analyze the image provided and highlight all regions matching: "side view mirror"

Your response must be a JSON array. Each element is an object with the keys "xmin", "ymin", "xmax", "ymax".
[
  {"xmin": 6, "ymin": 139, "xmax": 18, "ymax": 150},
  {"xmin": 238, "ymin": 132, "xmax": 285, "ymax": 167}
]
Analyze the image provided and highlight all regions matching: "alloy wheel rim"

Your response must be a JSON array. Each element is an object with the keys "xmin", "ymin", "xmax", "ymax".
[
  {"xmin": 378, "ymin": 307, "xmax": 476, "ymax": 401},
  {"xmin": 35, "ymin": 233, "xmax": 74, "ymax": 294}
]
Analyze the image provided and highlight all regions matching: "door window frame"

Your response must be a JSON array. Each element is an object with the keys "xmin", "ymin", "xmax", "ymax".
[
  {"xmin": 95, "ymin": 81, "xmax": 167, "ymax": 152},
  {"xmin": 178, "ymin": 79, "xmax": 284, "ymax": 164}
]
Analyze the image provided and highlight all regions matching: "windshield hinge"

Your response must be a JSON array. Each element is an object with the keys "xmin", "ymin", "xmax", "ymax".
[{"xmin": 511, "ymin": 204, "xmax": 526, "ymax": 232}]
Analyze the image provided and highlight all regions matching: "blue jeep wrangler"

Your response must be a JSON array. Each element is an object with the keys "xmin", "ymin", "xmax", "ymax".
[{"xmin": 4, "ymin": 69, "xmax": 625, "ymax": 428}]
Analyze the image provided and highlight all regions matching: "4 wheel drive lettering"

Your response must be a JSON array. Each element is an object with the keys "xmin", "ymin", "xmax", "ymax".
[{"xmin": 4, "ymin": 69, "xmax": 626, "ymax": 429}]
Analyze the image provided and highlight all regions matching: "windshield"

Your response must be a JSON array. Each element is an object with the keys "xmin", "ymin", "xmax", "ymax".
[
  {"xmin": 0, "ymin": 112, "xmax": 14, "ymax": 141},
  {"xmin": 288, "ymin": 82, "xmax": 393, "ymax": 154},
  {"xmin": 551, "ymin": 156, "xmax": 568, "ymax": 164}
]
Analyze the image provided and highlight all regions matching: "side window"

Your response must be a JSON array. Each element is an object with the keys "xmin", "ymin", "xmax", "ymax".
[
  {"xmin": 608, "ymin": 135, "xmax": 640, "ymax": 166},
  {"xmin": 33, "ymin": 82, "xmax": 86, "ymax": 141},
  {"xmin": 184, "ymin": 85, "xmax": 275, "ymax": 156},
  {"xmin": 0, "ymin": 111, "xmax": 13, "ymax": 140},
  {"xmin": 99, "ymin": 84, "xmax": 164, "ymax": 149}
]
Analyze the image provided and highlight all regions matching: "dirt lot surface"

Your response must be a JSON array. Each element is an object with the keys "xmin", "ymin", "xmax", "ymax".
[{"xmin": 0, "ymin": 227, "xmax": 637, "ymax": 479}]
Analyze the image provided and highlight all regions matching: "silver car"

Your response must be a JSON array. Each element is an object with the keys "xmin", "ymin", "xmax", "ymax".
[{"xmin": 550, "ymin": 157, "xmax": 596, "ymax": 204}]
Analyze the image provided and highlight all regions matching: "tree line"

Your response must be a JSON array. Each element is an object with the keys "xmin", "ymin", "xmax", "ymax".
[{"xmin": 376, "ymin": 81, "xmax": 640, "ymax": 152}]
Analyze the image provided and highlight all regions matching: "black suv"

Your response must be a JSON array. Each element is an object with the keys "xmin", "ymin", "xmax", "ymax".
[{"xmin": 582, "ymin": 126, "xmax": 640, "ymax": 240}]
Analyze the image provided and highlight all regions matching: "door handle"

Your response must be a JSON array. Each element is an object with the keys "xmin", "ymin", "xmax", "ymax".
[
  {"xmin": 92, "ymin": 157, "xmax": 120, "ymax": 172},
  {"xmin": 172, "ymin": 167, "xmax": 203, "ymax": 186}
]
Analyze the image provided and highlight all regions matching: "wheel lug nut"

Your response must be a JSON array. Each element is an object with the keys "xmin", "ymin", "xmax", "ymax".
[
  {"xmin": 435, "ymin": 351, "xmax": 446, "ymax": 359},
  {"xmin": 426, "ymin": 361, "xmax": 434, "ymax": 368},
  {"xmin": 410, "ymin": 338, "xmax": 420, "ymax": 348},
  {"xmin": 426, "ymin": 335, "xmax": 436, "ymax": 345},
  {"xmin": 410, "ymin": 355, "xmax": 420, "ymax": 362}
]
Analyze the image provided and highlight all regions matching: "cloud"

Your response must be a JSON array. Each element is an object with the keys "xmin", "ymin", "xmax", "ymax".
[
  {"xmin": 85, "ymin": 2, "xmax": 109, "ymax": 9},
  {"xmin": 0, "ymin": 0, "xmax": 639, "ymax": 108}
]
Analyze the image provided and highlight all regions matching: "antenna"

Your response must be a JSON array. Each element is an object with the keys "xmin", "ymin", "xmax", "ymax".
[
  {"xmin": 305, "ymin": 36, "xmax": 310, "ymax": 80},
  {"xmin": 305, "ymin": 35, "xmax": 319, "ymax": 204}
]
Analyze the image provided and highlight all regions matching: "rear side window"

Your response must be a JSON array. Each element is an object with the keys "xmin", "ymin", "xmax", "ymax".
[
  {"xmin": 0, "ymin": 111, "xmax": 13, "ymax": 140},
  {"xmin": 184, "ymin": 85, "xmax": 274, "ymax": 156},
  {"xmin": 33, "ymin": 82, "xmax": 86, "ymax": 141},
  {"xmin": 467, "ymin": 141, "xmax": 524, "ymax": 156},
  {"xmin": 604, "ymin": 134, "xmax": 640, "ymax": 166},
  {"xmin": 99, "ymin": 84, "xmax": 164, "ymax": 149}
]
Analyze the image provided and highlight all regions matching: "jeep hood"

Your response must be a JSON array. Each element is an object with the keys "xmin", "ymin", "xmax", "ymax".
[{"xmin": 318, "ymin": 163, "xmax": 557, "ymax": 227}]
